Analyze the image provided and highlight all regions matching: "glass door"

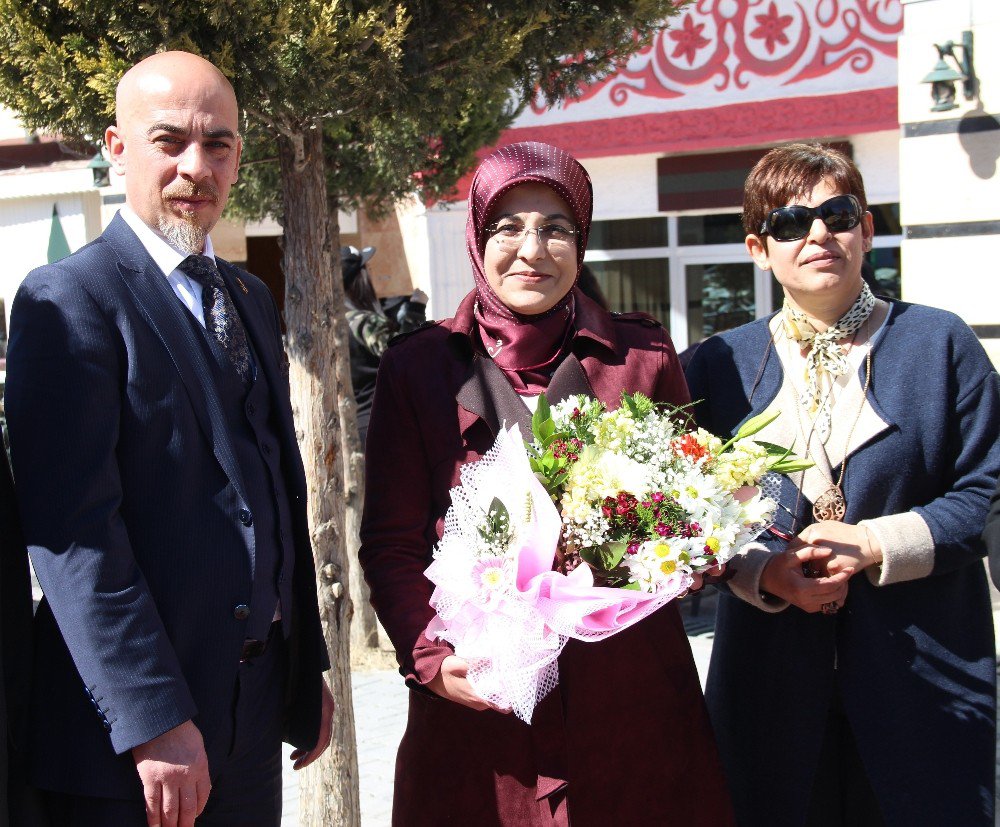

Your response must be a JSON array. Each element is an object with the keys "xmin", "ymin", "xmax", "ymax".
[{"xmin": 672, "ymin": 252, "xmax": 772, "ymax": 351}]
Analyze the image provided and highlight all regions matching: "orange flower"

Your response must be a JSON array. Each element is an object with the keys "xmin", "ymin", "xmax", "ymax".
[{"xmin": 671, "ymin": 433, "xmax": 710, "ymax": 462}]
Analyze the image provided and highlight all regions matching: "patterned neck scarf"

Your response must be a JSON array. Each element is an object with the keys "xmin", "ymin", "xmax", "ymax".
[
  {"xmin": 783, "ymin": 282, "xmax": 875, "ymax": 441},
  {"xmin": 466, "ymin": 142, "xmax": 593, "ymax": 394}
]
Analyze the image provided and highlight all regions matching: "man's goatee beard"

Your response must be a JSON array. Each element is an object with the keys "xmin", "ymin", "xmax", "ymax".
[{"xmin": 158, "ymin": 216, "xmax": 208, "ymax": 255}]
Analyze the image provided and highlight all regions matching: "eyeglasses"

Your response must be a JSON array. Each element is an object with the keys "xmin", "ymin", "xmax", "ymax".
[
  {"xmin": 759, "ymin": 194, "xmax": 863, "ymax": 242},
  {"xmin": 486, "ymin": 221, "xmax": 579, "ymax": 253}
]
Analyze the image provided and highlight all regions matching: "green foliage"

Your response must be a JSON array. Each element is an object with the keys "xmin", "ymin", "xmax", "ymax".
[
  {"xmin": 720, "ymin": 409, "xmax": 815, "ymax": 473},
  {"xmin": 579, "ymin": 541, "xmax": 627, "ymax": 573},
  {"xmin": 478, "ymin": 496, "xmax": 513, "ymax": 550},
  {"xmin": 0, "ymin": 0, "xmax": 685, "ymax": 216},
  {"xmin": 754, "ymin": 440, "xmax": 814, "ymax": 474},
  {"xmin": 527, "ymin": 393, "xmax": 578, "ymax": 497},
  {"xmin": 621, "ymin": 390, "xmax": 654, "ymax": 420}
]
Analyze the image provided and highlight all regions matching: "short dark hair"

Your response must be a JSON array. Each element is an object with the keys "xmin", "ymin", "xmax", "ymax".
[{"xmin": 742, "ymin": 143, "xmax": 867, "ymax": 236}]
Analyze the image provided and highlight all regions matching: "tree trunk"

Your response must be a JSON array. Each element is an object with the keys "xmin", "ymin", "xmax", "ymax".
[
  {"xmin": 329, "ymin": 196, "xmax": 379, "ymax": 655},
  {"xmin": 277, "ymin": 128, "xmax": 361, "ymax": 826}
]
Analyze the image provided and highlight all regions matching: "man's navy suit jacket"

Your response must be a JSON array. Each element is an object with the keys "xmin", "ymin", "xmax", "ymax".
[{"xmin": 4, "ymin": 213, "xmax": 328, "ymax": 799}]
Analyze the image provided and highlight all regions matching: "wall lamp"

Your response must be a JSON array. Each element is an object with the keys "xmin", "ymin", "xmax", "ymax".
[
  {"xmin": 88, "ymin": 151, "xmax": 111, "ymax": 187},
  {"xmin": 921, "ymin": 31, "xmax": 976, "ymax": 113}
]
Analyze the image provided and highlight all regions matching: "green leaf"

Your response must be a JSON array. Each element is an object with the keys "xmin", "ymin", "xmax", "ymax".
[
  {"xmin": 602, "ymin": 541, "xmax": 628, "ymax": 569},
  {"xmin": 488, "ymin": 497, "xmax": 508, "ymax": 522},
  {"xmin": 579, "ymin": 545, "xmax": 601, "ymax": 567},
  {"xmin": 623, "ymin": 392, "xmax": 641, "ymax": 418},
  {"xmin": 620, "ymin": 391, "xmax": 654, "ymax": 419},
  {"xmin": 769, "ymin": 458, "xmax": 815, "ymax": 473},
  {"xmin": 532, "ymin": 393, "xmax": 552, "ymax": 442},
  {"xmin": 478, "ymin": 497, "xmax": 513, "ymax": 545},
  {"xmin": 621, "ymin": 581, "xmax": 641, "ymax": 591},
  {"xmin": 734, "ymin": 410, "xmax": 780, "ymax": 440},
  {"xmin": 753, "ymin": 440, "xmax": 794, "ymax": 458},
  {"xmin": 539, "ymin": 418, "xmax": 556, "ymax": 442}
]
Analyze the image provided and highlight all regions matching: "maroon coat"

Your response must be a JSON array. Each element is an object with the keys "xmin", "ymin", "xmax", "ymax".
[{"xmin": 360, "ymin": 290, "xmax": 734, "ymax": 826}]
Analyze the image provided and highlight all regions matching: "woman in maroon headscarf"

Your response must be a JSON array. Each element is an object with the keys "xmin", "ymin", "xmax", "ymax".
[{"xmin": 359, "ymin": 142, "xmax": 733, "ymax": 826}]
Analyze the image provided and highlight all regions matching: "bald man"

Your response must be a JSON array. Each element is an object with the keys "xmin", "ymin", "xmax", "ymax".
[{"xmin": 5, "ymin": 51, "xmax": 334, "ymax": 827}]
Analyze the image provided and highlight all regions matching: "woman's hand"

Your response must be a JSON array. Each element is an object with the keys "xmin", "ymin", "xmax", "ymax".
[
  {"xmin": 688, "ymin": 562, "xmax": 726, "ymax": 594},
  {"xmin": 427, "ymin": 655, "xmax": 509, "ymax": 713},
  {"xmin": 759, "ymin": 544, "xmax": 854, "ymax": 613},
  {"xmin": 799, "ymin": 521, "xmax": 882, "ymax": 577}
]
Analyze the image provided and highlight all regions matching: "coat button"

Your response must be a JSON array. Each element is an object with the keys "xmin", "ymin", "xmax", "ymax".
[
  {"xmin": 233, "ymin": 603, "xmax": 250, "ymax": 621},
  {"xmin": 239, "ymin": 508, "xmax": 253, "ymax": 526}
]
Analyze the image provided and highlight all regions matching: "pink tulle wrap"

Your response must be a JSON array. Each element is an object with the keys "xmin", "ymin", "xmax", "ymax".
[{"xmin": 424, "ymin": 426, "xmax": 686, "ymax": 722}]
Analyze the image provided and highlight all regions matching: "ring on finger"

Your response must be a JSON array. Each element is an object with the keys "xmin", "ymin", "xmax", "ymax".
[{"xmin": 821, "ymin": 601, "xmax": 839, "ymax": 615}]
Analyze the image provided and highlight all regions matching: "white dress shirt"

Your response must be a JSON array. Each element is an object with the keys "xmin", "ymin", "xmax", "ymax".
[{"xmin": 119, "ymin": 206, "xmax": 216, "ymax": 328}]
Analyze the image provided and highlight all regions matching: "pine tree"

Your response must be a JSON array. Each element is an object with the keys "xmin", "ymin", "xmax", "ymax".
[{"xmin": 0, "ymin": 2, "xmax": 682, "ymax": 822}]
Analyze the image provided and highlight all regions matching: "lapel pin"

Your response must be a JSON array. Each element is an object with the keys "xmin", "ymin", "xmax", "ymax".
[{"xmin": 235, "ymin": 277, "xmax": 248, "ymax": 294}]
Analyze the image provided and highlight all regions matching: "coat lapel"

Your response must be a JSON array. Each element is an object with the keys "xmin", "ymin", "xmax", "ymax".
[
  {"xmin": 835, "ymin": 301, "xmax": 896, "ymax": 463},
  {"xmin": 455, "ymin": 347, "xmax": 598, "ymax": 445},
  {"xmin": 217, "ymin": 261, "xmax": 307, "ymax": 499},
  {"xmin": 104, "ymin": 216, "xmax": 250, "ymax": 503},
  {"xmin": 546, "ymin": 353, "xmax": 595, "ymax": 404},
  {"xmin": 456, "ymin": 353, "xmax": 532, "ymax": 438},
  {"xmin": 451, "ymin": 289, "xmax": 602, "ymax": 443},
  {"xmin": 218, "ymin": 262, "xmax": 274, "ymax": 387},
  {"xmin": 756, "ymin": 310, "xmax": 896, "ymax": 514}
]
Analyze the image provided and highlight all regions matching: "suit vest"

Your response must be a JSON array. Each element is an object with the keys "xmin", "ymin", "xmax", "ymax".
[{"xmin": 182, "ymin": 307, "xmax": 295, "ymax": 641}]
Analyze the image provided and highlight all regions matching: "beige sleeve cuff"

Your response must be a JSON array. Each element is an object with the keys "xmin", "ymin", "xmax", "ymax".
[
  {"xmin": 860, "ymin": 512, "xmax": 935, "ymax": 586},
  {"xmin": 727, "ymin": 543, "xmax": 789, "ymax": 613}
]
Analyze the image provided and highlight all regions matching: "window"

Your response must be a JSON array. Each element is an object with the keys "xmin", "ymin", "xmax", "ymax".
[
  {"xmin": 678, "ymin": 213, "xmax": 745, "ymax": 246},
  {"xmin": 686, "ymin": 263, "xmax": 757, "ymax": 343},
  {"xmin": 589, "ymin": 217, "xmax": 669, "ymax": 249},
  {"xmin": 587, "ymin": 259, "xmax": 670, "ymax": 327}
]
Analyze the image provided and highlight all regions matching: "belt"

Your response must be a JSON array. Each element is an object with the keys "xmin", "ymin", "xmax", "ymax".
[{"xmin": 240, "ymin": 621, "xmax": 280, "ymax": 662}]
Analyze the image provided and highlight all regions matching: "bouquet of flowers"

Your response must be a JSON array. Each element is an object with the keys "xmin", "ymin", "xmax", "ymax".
[{"xmin": 424, "ymin": 392, "xmax": 808, "ymax": 722}]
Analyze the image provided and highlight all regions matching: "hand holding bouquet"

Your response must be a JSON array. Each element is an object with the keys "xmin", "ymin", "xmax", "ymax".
[
  {"xmin": 424, "ymin": 393, "xmax": 808, "ymax": 722},
  {"xmin": 528, "ymin": 393, "xmax": 810, "ymax": 593}
]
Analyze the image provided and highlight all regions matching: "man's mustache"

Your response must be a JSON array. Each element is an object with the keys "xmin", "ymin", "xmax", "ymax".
[{"xmin": 163, "ymin": 183, "xmax": 219, "ymax": 202}]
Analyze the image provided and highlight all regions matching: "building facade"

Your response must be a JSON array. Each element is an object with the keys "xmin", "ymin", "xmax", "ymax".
[
  {"xmin": 401, "ymin": 0, "xmax": 997, "ymax": 365},
  {"xmin": 415, "ymin": 0, "xmax": 905, "ymax": 352},
  {"xmin": 0, "ymin": 0, "xmax": 995, "ymax": 362}
]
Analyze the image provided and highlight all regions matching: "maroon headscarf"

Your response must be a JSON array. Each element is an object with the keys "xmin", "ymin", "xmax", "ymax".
[{"xmin": 467, "ymin": 142, "xmax": 593, "ymax": 394}]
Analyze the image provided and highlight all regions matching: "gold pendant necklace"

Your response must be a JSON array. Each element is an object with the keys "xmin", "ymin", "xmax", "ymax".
[{"xmin": 812, "ymin": 484, "xmax": 847, "ymax": 522}]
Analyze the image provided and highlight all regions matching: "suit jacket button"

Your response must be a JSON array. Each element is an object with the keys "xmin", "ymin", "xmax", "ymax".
[
  {"xmin": 239, "ymin": 508, "xmax": 253, "ymax": 526},
  {"xmin": 103, "ymin": 721, "xmax": 112, "ymax": 733},
  {"xmin": 233, "ymin": 603, "xmax": 250, "ymax": 621}
]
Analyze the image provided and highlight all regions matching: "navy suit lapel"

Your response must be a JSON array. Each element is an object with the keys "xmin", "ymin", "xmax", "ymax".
[
  {"xmin": 217, "ymin": 261, "xmax": 308, "ymax": 497},
  {"xmin": 102, "ymin": 215, "xmax": 250, "ymax": 503},
  {"xmin": 216, "ymin": 262, "xmax": 281, "ymax": 395}
]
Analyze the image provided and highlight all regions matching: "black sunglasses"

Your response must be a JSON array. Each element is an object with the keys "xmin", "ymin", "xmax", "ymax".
[{"xmin": 759, "ymin": 194, "xmax": 863, "ymax": 242}]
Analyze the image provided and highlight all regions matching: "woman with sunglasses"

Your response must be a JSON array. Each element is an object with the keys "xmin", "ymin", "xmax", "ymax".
[
  {"xmin": 359, "ymin": 142, "xmax": 734, "ymax": 825},
  {"xmin": 686, "ymin": 143, "xmax": 999, "ymax": 826}
]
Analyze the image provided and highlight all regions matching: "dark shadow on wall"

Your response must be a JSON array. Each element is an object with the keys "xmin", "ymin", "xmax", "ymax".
[{"xmin": 958, "ymin": 106, "xmax": 1000, "ymax": 180}]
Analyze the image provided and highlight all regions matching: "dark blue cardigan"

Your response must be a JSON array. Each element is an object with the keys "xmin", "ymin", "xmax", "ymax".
[{"xmin": 686, "ymin": 300, "xmax": 999, "ymax": 827}]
